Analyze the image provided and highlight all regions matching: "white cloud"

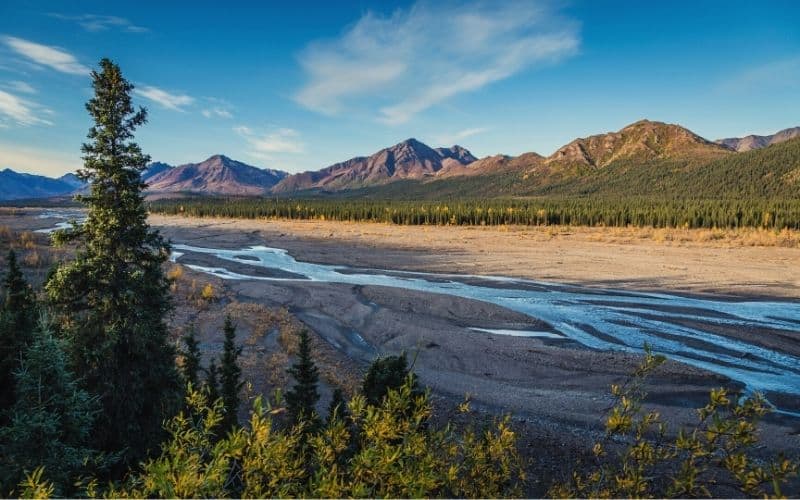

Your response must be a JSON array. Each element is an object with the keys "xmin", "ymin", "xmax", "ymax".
[
  {"xmin": 134, "ymin": 85, "xmax": 194, "ymax": 111},
  {"xmin": 435, "ymin": 127, "xmax": 489, "ymax": 145},
  {"xmin": 0, "ymin": 90, "xmax": 53, "ymax": 126},
  {"xmin": 6, "ymin": 81, "xmax": 36, "ymax": 94},
  {"xmin": 2, "ymin": 36, "xmax": 90, "ymax": 75},
  {"xmin": 295, "ymin": 1, "xmax": 579, "ymax": 124},
  {"xmin": 235, "ymin": 126, "xmax": 305, "ymax": 158},
  {"xmin": 48, "ymin": 13, "xmax": 148, "ymax": 33},
  {"xmin": 202, "ymin": 107, "xmax": 233, "ymax": 119}
]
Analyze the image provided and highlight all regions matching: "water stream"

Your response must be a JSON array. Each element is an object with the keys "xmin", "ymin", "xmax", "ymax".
[
  {"xmin": 171, "ymin": 243, "xmax": 800, "ymax": 402},
  {"xmin": 31, "ymin": 212, "xmax": 800, "ymax": 407}
]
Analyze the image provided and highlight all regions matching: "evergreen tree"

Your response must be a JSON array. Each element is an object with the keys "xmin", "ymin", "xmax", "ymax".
[
  {"xmin": 205, "ymin": 359, "xmax": 220, "ymax": 404},
  {"xmin": 0, "ymin": 250, "xmax": 36, "ymax": 419},
  {"xmin": 219, "ymin": 315, "xmax": 242, "ymax": 432},
  {"xmin": 285, "ymin": 330, "xmax": 320, "ymax": 427},
  {"xmin": 0, "ymin": 320, "xmax": 101, "ymax": 496},
  {"xmin": 362, "ymin": 353, "xmax": 420, "ymax": 406},
  {"xmin": 180, "ymin": 325, "xmax": 202, "ymax": 389},
  {"xmin": 327, "ymin": 387, "xmax": 348, "ymax": 424},
  {"xmin": 45, "ymin": 59, "xmax": 180, "ymax": 466}
]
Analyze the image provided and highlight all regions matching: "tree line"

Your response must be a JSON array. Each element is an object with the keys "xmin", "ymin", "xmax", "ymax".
[{"xmin": 149, "ymin": 196, "xmax": 800, "ymax": 230}]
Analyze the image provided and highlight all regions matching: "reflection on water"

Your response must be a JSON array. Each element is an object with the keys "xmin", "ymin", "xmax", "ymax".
[{"xmin": 171, "ymin": 244, "xmax": 800, "ymax": 403}]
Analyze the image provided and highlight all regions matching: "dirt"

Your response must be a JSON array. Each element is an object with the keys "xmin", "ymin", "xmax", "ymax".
[{"xmin": 149, "ymin": 214, "xmax": 800, "ymax": 299}]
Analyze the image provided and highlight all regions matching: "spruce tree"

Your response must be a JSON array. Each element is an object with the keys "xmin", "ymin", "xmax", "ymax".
[
  {"xmin": 0, "ymin": 250, "xmax": 36, "ymax": 419},
  {"xmin": 45, "ymin": 59, "xmax": 180, "ymax": 466},
  {"xmin": 0, "ymin": 320, "xmax": 100, "ymax": 496},
  {"xmin": 219, "ymin": 315, "xmax": 242, "ymax": 432},
  {"xmin": 362, "ymin": 353, "xmax": 420, "ymax": 406},
  {"xmin": 206, "ymin": 359, "xmax": 220, "ymax": 404},
  {"xmin": 180, "ymin": 325, "xmax": 202, "ymax": 389},
  {"xmin": 285, "ymin": 329, "xmax": 320, "ymax": 427},
  {"xmin": 327, "ymin": 387, "xmax": 348, "ymax": 424}
]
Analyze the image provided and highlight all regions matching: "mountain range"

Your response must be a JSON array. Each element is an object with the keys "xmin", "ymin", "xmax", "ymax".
[
  {"xmin": 716, "ymin": 126, "xmax": 800, "ymax": 152},
  {"xmin": 1, "ymin": 120, "xmax": 798, "ymax": 201}
]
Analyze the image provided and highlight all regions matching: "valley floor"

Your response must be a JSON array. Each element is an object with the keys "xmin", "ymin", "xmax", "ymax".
[
  {"xmin": 5, "ymin": 209, "xmax": 800, "ymax": 495},
  {"xmin": 150, "ymin": 214, "xmax": 800, "ymax": 299}
]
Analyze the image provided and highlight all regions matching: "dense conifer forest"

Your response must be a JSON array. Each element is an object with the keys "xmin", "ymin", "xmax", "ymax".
[{"xmin": 150, "ymin": 196, "xmax": 800, "ymax": 230}]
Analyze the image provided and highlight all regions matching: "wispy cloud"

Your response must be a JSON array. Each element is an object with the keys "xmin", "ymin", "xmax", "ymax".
[
  {"xmin": 202, "ymin": 107, "xmax": 233, "ymax": 119},
  {"xmin": 2, "ymin": 36, "xmax": 90, "ymax": 75},
  {"xmin": 5, "ymin": 81, "xmax": 36, "ymax": 94},
  {"xmin": 720, "ymin": 57, "xmax": 800, "ymax": 94},
  {"xmin": 134, "ymin": 85, "xmax": 194, "ymax": 111},
  {"xmin": 295, "ymin": 0, "xmax": 579, "ymax": 124},
  {"xmin": 235, "ymin": 126, "xmax": 305, "ymax": 159},
  {"xmin": 434, "ymin": 127, "xmax": 489, "ymax": 145},
  {"xmin": 0, "ymin": 90, "xmax": 53, "ymax": 127},
  {"xmin": 48, "ymin": 13, "xmax": 148, "ymax": 33}
]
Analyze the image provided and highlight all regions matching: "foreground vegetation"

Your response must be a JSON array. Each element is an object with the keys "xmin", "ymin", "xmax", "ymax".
[
  {"xmin": 0, "ymin": 59, "xmax": 797, "ymax": 498},
  {"xmin": 149, "ymin": 196, "xmax": 800, "ymax": 230}
]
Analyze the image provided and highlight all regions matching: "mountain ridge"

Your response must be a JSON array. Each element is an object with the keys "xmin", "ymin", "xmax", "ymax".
[
  {"xmin": 3, "ymin": 120, "xmax": 798, "ymax": 201},
  {"xmin": 716, "ymin": 126, "xmax": 800, "ymax": 152},
  {"xmin": 145, "ymin": 155, "xmax": 288, "ymax": 195},
  {"xmin": 271, "ymin": 138, "xmax": 478, "ymax": 193}
]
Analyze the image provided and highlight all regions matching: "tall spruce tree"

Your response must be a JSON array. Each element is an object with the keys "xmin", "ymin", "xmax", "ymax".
[
  {"xmin": 219, "ymin": 315, "xmax": 242, "ymax": 432},
  {"xmin": 285, "ymin": 329, "xmax": 320, "ymax": 427},
  {"xmin": 0, "ymin": 320, "xmax": 101, "ymax": 496},
  {"xmin": 180, "ymin": 325, "xmax": 202, "ymax": 389},
  {"xmin": 0, "ymin": 250, "xmax": 36, "ymax": 419},
  {"xmin": 45, "ymin": 59, "xmax": 180, "ymax": 466}
]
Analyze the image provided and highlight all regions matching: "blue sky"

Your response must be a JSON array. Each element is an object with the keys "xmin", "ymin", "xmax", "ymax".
[{"xmin": 1, "ymin": 0, "xmax": 799, "ymax": 177}]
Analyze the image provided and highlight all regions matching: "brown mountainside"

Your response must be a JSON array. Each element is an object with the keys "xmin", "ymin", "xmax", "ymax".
[
  {"xmin": 545, "ymin": 120, "xmax": 730, "ymax": 168},
  {"xmin": 146, "ymin": 155, "xmax": 287, "ymax": 195},
  {"xmin": 272, "ymin": 138, "xmax": 477, "ymax": 192}
]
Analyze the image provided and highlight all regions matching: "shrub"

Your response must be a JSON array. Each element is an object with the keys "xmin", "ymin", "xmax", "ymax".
[{"xmin": 549, "ymin": 346, "xmax": 799, "ymax": 498}]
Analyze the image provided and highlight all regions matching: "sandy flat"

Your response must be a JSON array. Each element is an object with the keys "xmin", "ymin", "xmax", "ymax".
[{"xmin": 149, "ymin": 214, "xmax": 800, "ymax": 299}]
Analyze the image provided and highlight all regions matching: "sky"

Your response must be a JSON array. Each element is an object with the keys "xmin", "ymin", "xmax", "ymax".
[{"xmin": 0, "ymin": 0, "xmax": 799, "ymax": 177}]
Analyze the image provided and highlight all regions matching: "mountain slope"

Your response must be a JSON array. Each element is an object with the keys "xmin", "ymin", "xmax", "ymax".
[
  {"xmin": 343, "ymin": 135, "xmax": 800, "ymax": 201},
  {"xmin": 716, "ymin": 126, "xmax": 800, "ymax": 152},
  {"xmin": 545, "ymin": 120, "xmax": 730, "ymax": 168},
  {"xmin": 146, "ymin": 155, "xmax": 287, "ymax": 195},
  {"xmin": 0, "ymin": 168, "xmax": 80, "ymax": 200},
  {"xmin": 272, "ymin": 138, "xmax": 477, "ymax": 192}
]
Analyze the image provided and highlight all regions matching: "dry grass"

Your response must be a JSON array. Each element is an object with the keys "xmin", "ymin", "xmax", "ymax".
[
  {"xmin": 0, "ymin": 227, "xmax": 68, "ymax": 286},
  {"xmin": 579, "ymin": 225, "xmax": 800, "ymax": 248}
]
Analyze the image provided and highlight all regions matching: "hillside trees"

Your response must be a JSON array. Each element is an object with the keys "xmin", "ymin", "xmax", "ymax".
[
  {"xmin": 45, "ymin": 58, "xmax": 180, "ymax": 466},
  {"xmin": 0, "ymin": 321, "xmax": 102, "ymax": 496},
  {"xmin": 0, "ymin": 250, "xmax": 37, "ymax": 419}
]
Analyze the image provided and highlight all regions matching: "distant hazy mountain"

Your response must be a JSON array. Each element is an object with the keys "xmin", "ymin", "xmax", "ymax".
[
  {"xmin": 0, "ymin": 168, "xmax": 81, "ymax": 201},
  {"xmin": 57, "ymin": 172, "xmax": 86, "ymax": 189},
  {"xmin": 545, "ymin": 119, "xmax": 730, "ymax": 169},
  {"xmin": 142, "ymin": 162, "xmax": 173, "ymax": 181},
  {"xmin": 272, "ymin": 138, "xmax": 477, "ymax": 192},
  {"xmin": 145, "ymin": 155, "xmax": 288, "ymax": 195},
  {"xmin": 716, "ymin": 126, "xmax": 800, "ymax": 152}
]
